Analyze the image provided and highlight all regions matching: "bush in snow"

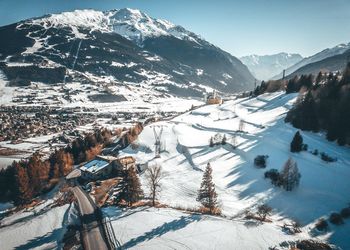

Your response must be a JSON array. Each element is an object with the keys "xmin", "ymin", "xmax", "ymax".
[
  {"xmin": 209, "ymin": 137, "xmax": 214, "ymax": 147},
  {"xmin": 329, "ymin": 212, "xmax": 344, "ymax": 225},
  {"xmin": 315, "ymin": 218, "xmax": 328, "ymax": 231},
  {"xmin": 254, "ymin": 155, "xmax": 268, "ymax": 168},
  {"xmin": 221, "ymin": 134, "xmax": 227, "ymax": 145},
  {"xmin": 280, "ymin": 158, "xmax": 301, "ymax": 191},
  {"xmin": 340, "ymin": 207, "xmax": 350, "ymax": 219},
  {"xmin": 302, "ymin": 143, "xmax": 308, "ymax": 151},
  {"xmin": 264, "ymin": 169, "xmax": 281, "ymax": 186},
  {"xmin": 213, "ymin": 133, "xmax": 223, "ymax": 144},
  {"xmin": 282, "ymin": 220, "xmax": 302, "ymax": 234},
  {"xmin": 320, "ymin": 152, "xmax": 337, "ymax": 162},
  {"xmin": 312, "ymin": 149, "xmax": 319, "ymax": 156},
  {"xmin": 296, "ymin": 240, "xmax": 332, "ymax": 250},
  {"xmin": 209, "ymin": 133, "xmax": 225, "ymax": 147},
  {"xmin": 290, "ymin": 131, "xmax": 303, "ymax": 152},
  {"xmin": 257, "ymin": 204, "xmax": 272, "ymax": 221}
]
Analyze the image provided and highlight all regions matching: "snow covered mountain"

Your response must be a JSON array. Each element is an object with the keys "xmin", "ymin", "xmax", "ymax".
[
  {"xmin": 0, "ymin": 8, "xmax": 255, "ymax": 100},
  {"xmin": 273, "ymin": 42, "xmax": 350, "ymax": 79},
  {"xmin": 240, "ymin": 53, "xmax": 303, "ymax": 80}
]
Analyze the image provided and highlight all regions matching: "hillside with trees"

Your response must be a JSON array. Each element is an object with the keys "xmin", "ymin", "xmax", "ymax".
[
  {"xmin": 285, "ymin": 63, "xmax": 350, "ymax": 145},
  {"xmin": 0, "ymin": 128, "xmax": 113, "ymax": 205}
]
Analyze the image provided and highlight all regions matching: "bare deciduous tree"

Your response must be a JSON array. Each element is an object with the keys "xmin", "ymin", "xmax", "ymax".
[
  {"xmin": 145, "ymin": 165, "xmax": 163, "ymax": 206},
  {"xmin": 257, "ymin": 204, "xmax": 272, "ymax": 221}
]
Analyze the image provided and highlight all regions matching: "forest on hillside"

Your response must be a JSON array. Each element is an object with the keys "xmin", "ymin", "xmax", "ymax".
[
  {"xmin": 285, "ymin": 63, "xmax": 350, "ymax": 145},
  {"xmin": 252, "ymin": 63, "xmax": 350, "ymax": 145}
]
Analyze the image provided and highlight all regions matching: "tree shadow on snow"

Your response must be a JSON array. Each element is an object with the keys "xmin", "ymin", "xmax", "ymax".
[
  {"xmin": 122, "ymin": 214, "xmax": 201, "ymax": 249},
  {"xmin": 14, "ymin": 205, "xmax": 70, "ymax": 250}
]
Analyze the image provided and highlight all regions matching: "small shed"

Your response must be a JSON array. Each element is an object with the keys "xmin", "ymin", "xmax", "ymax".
[{"xmin": 115, "ymin": 156, "xmax": 136, "ymax": 172}]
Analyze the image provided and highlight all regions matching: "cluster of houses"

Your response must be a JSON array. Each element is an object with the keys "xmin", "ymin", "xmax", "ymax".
[{"xmin": 0, "ymin": 105, "xmax": 96, "ymax": 142}]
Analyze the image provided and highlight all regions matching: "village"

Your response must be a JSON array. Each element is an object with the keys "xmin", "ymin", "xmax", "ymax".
[{"xmin": 0, "ymin": 104, "xmax": 182, "ymax": 142}]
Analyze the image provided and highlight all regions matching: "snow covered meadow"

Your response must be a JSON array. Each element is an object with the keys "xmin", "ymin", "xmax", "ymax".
[
  {"xmin": 0, "ymin": 91, "xmax": 349, "ymax": 249},
  {"xmin": 109, "ymin": 91, "xmax": 350, "ymax": 249},
  {"xmin": 0, "ymin": 199, "xmax": 74, "ymax": 250}
]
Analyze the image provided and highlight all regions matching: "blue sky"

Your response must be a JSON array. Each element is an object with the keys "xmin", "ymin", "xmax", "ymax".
[{"xmin": 0, "ymin": 0, "xmax": 349, "ymax": 57}]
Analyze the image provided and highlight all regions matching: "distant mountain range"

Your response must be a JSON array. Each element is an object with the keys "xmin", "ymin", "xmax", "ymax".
[
  {"xmin": 272, "ymin": 42, "xmax": 350, "ymax": 79},
  {"xmin": 240, "ymin": 53, "xmax": 303, "ymax": 80},
  {"xmin": 0, "ymin": 8, "xmax": 255, "ymax": 98}
]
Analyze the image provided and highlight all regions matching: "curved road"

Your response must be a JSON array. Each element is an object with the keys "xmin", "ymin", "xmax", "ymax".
[{"xmin": 72, "ymin": 187, "xmax": 109, "ymax": 250}]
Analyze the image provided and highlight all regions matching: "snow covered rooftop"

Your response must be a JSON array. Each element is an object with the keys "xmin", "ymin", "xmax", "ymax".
[{"xmin": 80, "ymin": 157, "xmax": 110, "ymax": 173}]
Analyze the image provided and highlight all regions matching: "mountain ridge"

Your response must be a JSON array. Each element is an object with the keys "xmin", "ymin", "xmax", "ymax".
[
  {"xmin": 240, "ymin": 52, "xmax": 303, "ymax": 80},
  {"xmin": 272, "ymin": 42, "xmax": 350, "ymax": 79}
]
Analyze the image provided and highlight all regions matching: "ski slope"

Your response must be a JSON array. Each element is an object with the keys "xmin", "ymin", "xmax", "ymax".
[{"xmin": 116, "ymin": 91, "xmax": 350, "ymax": 249}]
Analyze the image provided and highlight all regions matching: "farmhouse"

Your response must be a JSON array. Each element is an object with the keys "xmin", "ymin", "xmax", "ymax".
[
  {"xmin": 206, "ymin": 90, "xmax": 222, "ymax": 105},
  {"xmin": 80, "ymin": 155, "xmax": 117, "ymax": 180},
  {"xmin": 80, "ymin": 155, "xmax": 137, "ymax": 180}
]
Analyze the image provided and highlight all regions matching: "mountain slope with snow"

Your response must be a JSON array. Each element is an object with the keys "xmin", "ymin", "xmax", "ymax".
[
  {"xmin": 115, "ymin": 91, "xmax": 350, "ymax": 249},
  {"xmin": 273, "ymin": 42, "xmax": 350, "ymax": 79},
  {"xmin": 0, "ymin": 8, "xmax": 254, "ymax": 100},
  {"xmin": 240, "ymin": 53, "xmax": 303, "ymax": 80}
]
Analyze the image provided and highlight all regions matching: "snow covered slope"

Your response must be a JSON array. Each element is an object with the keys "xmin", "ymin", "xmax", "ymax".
[
  {"xmin": 0, "ymin": 203, "xmax": 71, "ymax": 249},
  {"xmin": 117, "ymin": 91, "xmax": 350, "ymax": 249},
  {"xmin": 273, "ymin": 42, "xmax": 350, "ymax": 79},
  {"xmin": 104, "ymin": 206, "xmax": 305, "ymax": 249},
  {"xmin": 240, "ymin": 53, "xmax": 303, "ymax": 80}
]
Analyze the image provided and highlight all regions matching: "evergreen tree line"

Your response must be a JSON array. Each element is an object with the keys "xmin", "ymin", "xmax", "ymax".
[
  {"xmin": 253, "ymin": 74, "xmax": 315, "ymax": 97},
  {"xmin": 0, "ymin": 128, "xmax": 112, "ymax": 205},
  {"xmin": 286, "ymin": 63, "xmax": 350, "ymax": 145},
  {"xmin": 253, "ymin": 79, "xmax": 285, "ymax": 96}
]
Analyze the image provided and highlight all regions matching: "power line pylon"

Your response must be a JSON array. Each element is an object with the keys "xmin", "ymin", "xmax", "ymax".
[{"xmin": 153, "ymin": 126, "xmax": 163, "ymax": 158}]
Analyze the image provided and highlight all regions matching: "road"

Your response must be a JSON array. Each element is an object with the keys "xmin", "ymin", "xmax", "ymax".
[{"xmin": 72, "ymin": 186, "xmax": 109, "ymax": 250}]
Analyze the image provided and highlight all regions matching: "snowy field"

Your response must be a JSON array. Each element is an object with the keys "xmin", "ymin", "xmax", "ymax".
[
  {"xmin": 0, "ymin": 203, "xmax": 71, "ymax": 250},
  {"xmin": 103, "ymin": 206, "xmax": 304, "ymax": 250},
  {"xmin": 115, "ymin": 91, "xmax": 350, "ymax": 249}
]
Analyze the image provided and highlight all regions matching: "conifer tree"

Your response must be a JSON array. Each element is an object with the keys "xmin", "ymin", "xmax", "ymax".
[
  {"xmin": 123, "ymin": 167, "xmax": 143, "ymax": 206},
  {"xmin": 209, "ymin": 137, "xmax": 214, "ymax": 147},
  {"xmin": 290, "ymin": 131, "xmax": 303, "ymax": 152},
  {"xmin": 27, "ymin": 153, "xmax": 42, "ymax": 195},
  {"xmin": 315, "ymin": 72, "xmax": 323, "ymax": 85},
  {"xmin": 222, "ymin": 134, "xmax": 227, "ymax": 145},
  {"xmin": 197, "ymin": 163, "xmax": 218, "ymax": 214},
  {"xmin": 13, "ymin": 161, "xmax": 33, "ymax": 205}
]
